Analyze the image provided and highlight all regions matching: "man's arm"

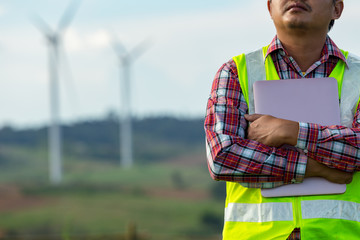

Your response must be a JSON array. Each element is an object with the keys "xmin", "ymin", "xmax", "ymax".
[
  {"xmin": 205, "ymin": 60, "xmax": 307, "ymax": 188},
  {"xmin": 245, "ymin": 114, "xmax": 355, "ymax": 184},
  {"xmin": 305, "ymin": 157, "xmax": 353, "ymax": 184},
  {"xmin": 297, "ymin": 117, "xmax": 360, "ymax": 172}
]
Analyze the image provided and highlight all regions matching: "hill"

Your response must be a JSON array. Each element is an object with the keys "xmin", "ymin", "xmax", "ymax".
[{"xmin": 0, "ymin": 115, "xmax": 206, "ymax": 164}]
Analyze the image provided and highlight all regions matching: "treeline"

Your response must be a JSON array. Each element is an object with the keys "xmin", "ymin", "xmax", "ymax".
[{"xmin": 0, "ymin": 116, "xmax": 205, "ymax": 163}]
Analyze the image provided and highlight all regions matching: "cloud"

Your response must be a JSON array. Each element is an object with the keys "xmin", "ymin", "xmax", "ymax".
[
  {"xmin": 64, "ymin": 28, "xmax": 111, "ymax": 52},
  {"xmin": 86, "ymin": 29, "xmax": 111, "ymax": 48}
]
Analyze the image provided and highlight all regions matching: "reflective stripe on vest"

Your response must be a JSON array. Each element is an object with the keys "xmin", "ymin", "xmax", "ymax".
[
  {"xmin": 225, "ymin": 202, "xmax": 293, "ymax": 222},
  {"xmin": 225, "ymin": 200, "xmax": 360, "ymax": 223},
  {"xmin": 302, "ymin": 200, "xmax": 360, "ymax": 222}
]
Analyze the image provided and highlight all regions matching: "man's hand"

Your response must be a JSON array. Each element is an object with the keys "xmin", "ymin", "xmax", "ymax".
[
  {"xmin": 245, "ymin": 114, "xmax": 353, "ymax": 184},
  {"xmin": 245, "ymin": 114, "xmax": 299, "ymax": 147},
  {"xmin": 305, "ymin": 157, "xmax": 353, "ymax": 184}
]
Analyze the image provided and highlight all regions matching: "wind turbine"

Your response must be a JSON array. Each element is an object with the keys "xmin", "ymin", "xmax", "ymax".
[
  {"xmin": 32, "ymin": 0, "xmax": 81, "ymax": 184},
  {"xmin": 112, "ymin": 36, "xmax": 151, "ymax": 168}
]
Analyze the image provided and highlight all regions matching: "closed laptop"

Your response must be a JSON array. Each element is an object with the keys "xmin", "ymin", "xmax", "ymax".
[{"xmin": 253, "ymin": 78, "xmax": 346, "ymax": 197}]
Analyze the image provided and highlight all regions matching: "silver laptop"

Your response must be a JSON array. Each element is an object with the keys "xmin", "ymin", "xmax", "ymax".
[{"xmin": 253, "ymin": 77, "xmax": 346, "ymax": 197}]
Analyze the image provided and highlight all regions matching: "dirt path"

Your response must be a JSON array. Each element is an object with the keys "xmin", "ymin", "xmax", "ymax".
[{"xmin": 0, "ymin": 184, "xmax": 52, "ymax": 213}]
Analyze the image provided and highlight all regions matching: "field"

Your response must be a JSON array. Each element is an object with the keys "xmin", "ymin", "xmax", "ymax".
[{"xmin": 0, "ymin": 145, "xmax": 225, "ymax": 240}]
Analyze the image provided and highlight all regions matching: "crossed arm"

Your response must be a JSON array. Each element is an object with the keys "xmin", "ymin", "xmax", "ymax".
[
  {"xmin": 205, "ymin": 60, "xmax": 360, "ymax": 188},
  {"xmin": 245, "ymin": 114, "xmax": 353, "ymax": 184}
]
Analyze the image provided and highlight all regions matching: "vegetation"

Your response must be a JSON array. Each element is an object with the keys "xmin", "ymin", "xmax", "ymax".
[
  {"xmin": 0, "ymin": 115, "xmax": 205, "ymax": 163},
  {"xmin": 0, "ymin": 116, "xmax": 225, "ymax": 240}
]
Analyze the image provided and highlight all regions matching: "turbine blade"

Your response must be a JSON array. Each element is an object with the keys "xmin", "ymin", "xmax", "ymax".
[
  {"xmin": 109, "ymin": 32, "xmax": 128, "ymax": 57},
  {"xmin": 129, "ymin": 38, "xmax": 153, "ymax": 61},
  {"xmin": 30, "ymin": 14, "xmax": 53, "ymax": 36},
  {"xmin": 57, "ymin": 0, "xmax": 82, "ymax": 32}
]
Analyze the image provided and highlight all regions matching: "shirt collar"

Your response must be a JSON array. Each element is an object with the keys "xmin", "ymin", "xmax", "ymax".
[{"xmin": 265, "ymin": 35, "xmax": 348, "ymax": 66}]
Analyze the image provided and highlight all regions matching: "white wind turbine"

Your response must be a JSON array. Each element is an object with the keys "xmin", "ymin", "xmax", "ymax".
[
  {"xmin": 112, "ymin": 36, "xmax": 151, "ymax": 168},
  {"xmin": 32, "ymin": 0, "xmax": 81, "ymax": 184}
]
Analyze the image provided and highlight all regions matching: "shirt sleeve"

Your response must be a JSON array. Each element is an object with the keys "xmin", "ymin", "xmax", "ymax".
[
  {"xmin": 296, "ymin": 105, "xmax": 360, "ymax": 172},
  {"xmin": 204, "ymin": 59, "xmax": 308, "ymax": 188}
]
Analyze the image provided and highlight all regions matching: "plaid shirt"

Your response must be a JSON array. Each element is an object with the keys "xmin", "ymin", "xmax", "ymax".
[{"xmin": 205, "ymin": 36, "xmax": 360, "ymax": 239}]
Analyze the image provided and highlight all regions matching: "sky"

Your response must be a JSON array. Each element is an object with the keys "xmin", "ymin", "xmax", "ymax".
[{"xmin": 0, "ymin": 0, "xmax": 359, "ymax": 128}]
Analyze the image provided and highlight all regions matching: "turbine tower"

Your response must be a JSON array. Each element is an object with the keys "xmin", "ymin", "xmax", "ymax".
[
  {"xmin": 32, "ymin": 0, "xmax": 81, "ymax": 184},
  {"xmin": 112, "ymin": 36, "xmax": 151, "ymax": 168}
]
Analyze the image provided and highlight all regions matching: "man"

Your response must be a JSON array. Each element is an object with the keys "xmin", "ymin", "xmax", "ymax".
[{"xmin": 204, "ymin": 0, "xmax": 360, "ymax": 239}]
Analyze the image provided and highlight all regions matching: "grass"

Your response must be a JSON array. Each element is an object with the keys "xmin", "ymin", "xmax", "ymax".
[{"xmin": 0, "ymin": 146, "xmax": 224, "ymax": 240}]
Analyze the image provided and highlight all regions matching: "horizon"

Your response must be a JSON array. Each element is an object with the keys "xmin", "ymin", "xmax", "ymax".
[{"xmin": 1, "ymin": 111, "xmax": 205, "ymax": 131}]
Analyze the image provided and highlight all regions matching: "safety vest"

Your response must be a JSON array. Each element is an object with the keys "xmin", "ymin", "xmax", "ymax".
[{"xmin": 223, "ymin": 46, "xmax": 360, "ymax": 240}]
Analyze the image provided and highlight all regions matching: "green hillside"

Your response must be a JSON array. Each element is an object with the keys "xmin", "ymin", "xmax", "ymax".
[
  {"xmin": 0, "ymin": 116, "xmax": 205, "ymax": 163},
  {"xmin": 0, "ymin": 116, "xmax": 225, "ymax": 240}
]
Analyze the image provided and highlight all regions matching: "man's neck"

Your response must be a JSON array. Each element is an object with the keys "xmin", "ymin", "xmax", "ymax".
[{"xmin": 277, "ymin": 31, "xmax": 327, "ymax": 72}]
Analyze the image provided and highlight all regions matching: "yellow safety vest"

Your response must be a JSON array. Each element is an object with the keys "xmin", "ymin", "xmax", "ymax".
[{"xmin": 223, "ymin": 46, "xmax": 360, "ymax": 240}]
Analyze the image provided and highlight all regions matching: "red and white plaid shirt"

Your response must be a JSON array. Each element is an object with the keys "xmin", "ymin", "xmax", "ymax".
[{"xmin": 204, "ymin": 35, "xmax": 360, "ymax": 239}]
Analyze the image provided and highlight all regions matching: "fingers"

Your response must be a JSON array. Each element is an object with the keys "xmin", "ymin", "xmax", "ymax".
[
  {"xmin": 305, "ymin": 158, "xmax": 353, "ymax": 184},
  {"xmin": 244, "ymin": 114, "xmax": 264, "ymax": 122},
  {"xmin": 324, "ymin": 168, "xmax": 353, "ymax": 184}
]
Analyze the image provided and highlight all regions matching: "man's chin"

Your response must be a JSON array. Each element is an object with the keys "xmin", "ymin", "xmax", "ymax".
[
  {"xmin": 284, "ymin": 18, "xmax": 308, "ymax": 30},
  {"xmin": 288, "ymin": 22, "xmax": 307, "ymax": 30}
]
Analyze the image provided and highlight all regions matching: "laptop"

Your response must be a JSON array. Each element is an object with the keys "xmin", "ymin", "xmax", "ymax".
[{"xmin": 252, "ymin": 77, "xmax": 347, "ymax": 197}]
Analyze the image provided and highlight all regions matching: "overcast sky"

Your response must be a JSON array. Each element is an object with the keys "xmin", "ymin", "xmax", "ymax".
[{"xmin": 0, "ymin": 0, "xmax": 359, "ymax": 128}]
